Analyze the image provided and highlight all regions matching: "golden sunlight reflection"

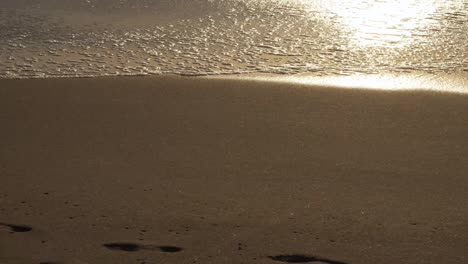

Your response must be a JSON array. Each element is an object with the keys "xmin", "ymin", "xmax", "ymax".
[
  {"xmin": 289, "ymin": 74, "xmax": 468, "ymax": 93},
  {"xmin": 290, "ymin": 73, "xmax": 468, "ymax": 93},
  {"xmin": 217, "ymin": 73, "xmax": 468, "ymax": 94},
  {"xmin": 300, "ymin": 0, "xmax": 465, "ymax": 48}
]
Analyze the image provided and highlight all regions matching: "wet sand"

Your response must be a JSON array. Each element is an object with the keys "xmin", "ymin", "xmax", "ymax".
[{"xmin": 1, "ymin": 76, "xmax": 468, "ymax": 264}]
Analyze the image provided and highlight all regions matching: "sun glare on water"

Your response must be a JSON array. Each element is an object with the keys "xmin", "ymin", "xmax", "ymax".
[
  {"xmin": 329, "ymin": 0, "xmax": 439, "ymax": 47},
  {"xmin": 296, "ymin": 0, "xmax": 465, "ymax": 48},
  {"xmin": 255, "ymin": 0, "xmax": 468, "ymax": 92},
  {"xmin": 1, "ymin": 0, "xmax": 466, "ymax": 79}
]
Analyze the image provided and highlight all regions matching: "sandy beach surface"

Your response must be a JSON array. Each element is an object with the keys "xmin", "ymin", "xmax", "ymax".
[{"xmin": 1, "ymin": 76, "xmax": 468, "ymax": 264}]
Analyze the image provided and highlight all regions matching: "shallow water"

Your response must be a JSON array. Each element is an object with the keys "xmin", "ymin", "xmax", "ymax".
[{"xmin": 1, "ymin": 0, "xmax": 467, "ymax": 79}]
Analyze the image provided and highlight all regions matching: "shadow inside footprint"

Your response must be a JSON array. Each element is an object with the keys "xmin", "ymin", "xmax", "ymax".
[
  {"xmin": 103, "ymin": 242, "xmax": 183, "ymax": 253},
  {"xmin": 0, "ymin": 223, "xmax": 33, "ymax": 233},
  {"xmin": 158, "ymin": 245, "xmax": 183, "ymax": 252},
  {"xmin": 268, "ymin": 255, "xmax": 347, "ymax": 264},
  {"xmin": 103, "ymin": 242, "xmax": 143, "ymax": 252}
]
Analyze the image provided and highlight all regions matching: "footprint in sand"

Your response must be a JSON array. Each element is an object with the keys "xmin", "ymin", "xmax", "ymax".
[
  {"xmin": 0, "ymin": 222, "xmax": 33, "ymax": 233},
  {"xmin": 268, "ymin": 254, "xmax": 348, "ymax": 264},
  {"xmin": 103, "ymin": 242, "xmax": 183, "ymax": 253},
  {"xmin": 103, "ymin": 242, "xmax": 143, "ymax": 252},
  {"xmin": 158, "ymin": 245, "xmax": 184, "ymax": 252}
]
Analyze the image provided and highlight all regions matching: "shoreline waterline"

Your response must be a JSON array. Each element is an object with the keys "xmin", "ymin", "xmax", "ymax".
[
  {"xmin": 2, "ymin": 71, "xmax": 467, "ymax": 94},
  {"xmin": 207, "ymin": 72, "xmax": 468, "ymax": 94}
]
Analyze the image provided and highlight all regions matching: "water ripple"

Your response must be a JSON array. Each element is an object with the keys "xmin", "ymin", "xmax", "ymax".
[{"xmin": 1, "ymin": 0, "xmax": 467, "ymax": 78}]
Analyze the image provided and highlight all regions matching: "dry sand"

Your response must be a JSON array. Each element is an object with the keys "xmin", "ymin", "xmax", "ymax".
[{"xmin": 1, "ymin": 76, "xmax": 467, "ymax": 264}]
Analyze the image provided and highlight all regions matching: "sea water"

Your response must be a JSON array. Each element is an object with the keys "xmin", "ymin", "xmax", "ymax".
[{"xmin": 1, "ymin": 0, "xmax": 467, "ymax": 82}]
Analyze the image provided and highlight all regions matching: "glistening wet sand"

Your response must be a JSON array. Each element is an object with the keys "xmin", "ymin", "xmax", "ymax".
[{"xmin": 1, "ymin": 76, "xmax": 468, "ymax": 264}]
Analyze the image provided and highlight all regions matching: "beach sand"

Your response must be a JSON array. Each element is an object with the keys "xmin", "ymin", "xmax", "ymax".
[{"xmin": 1, "ymin": 76, "xmax": 467, "ymax": 264}]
